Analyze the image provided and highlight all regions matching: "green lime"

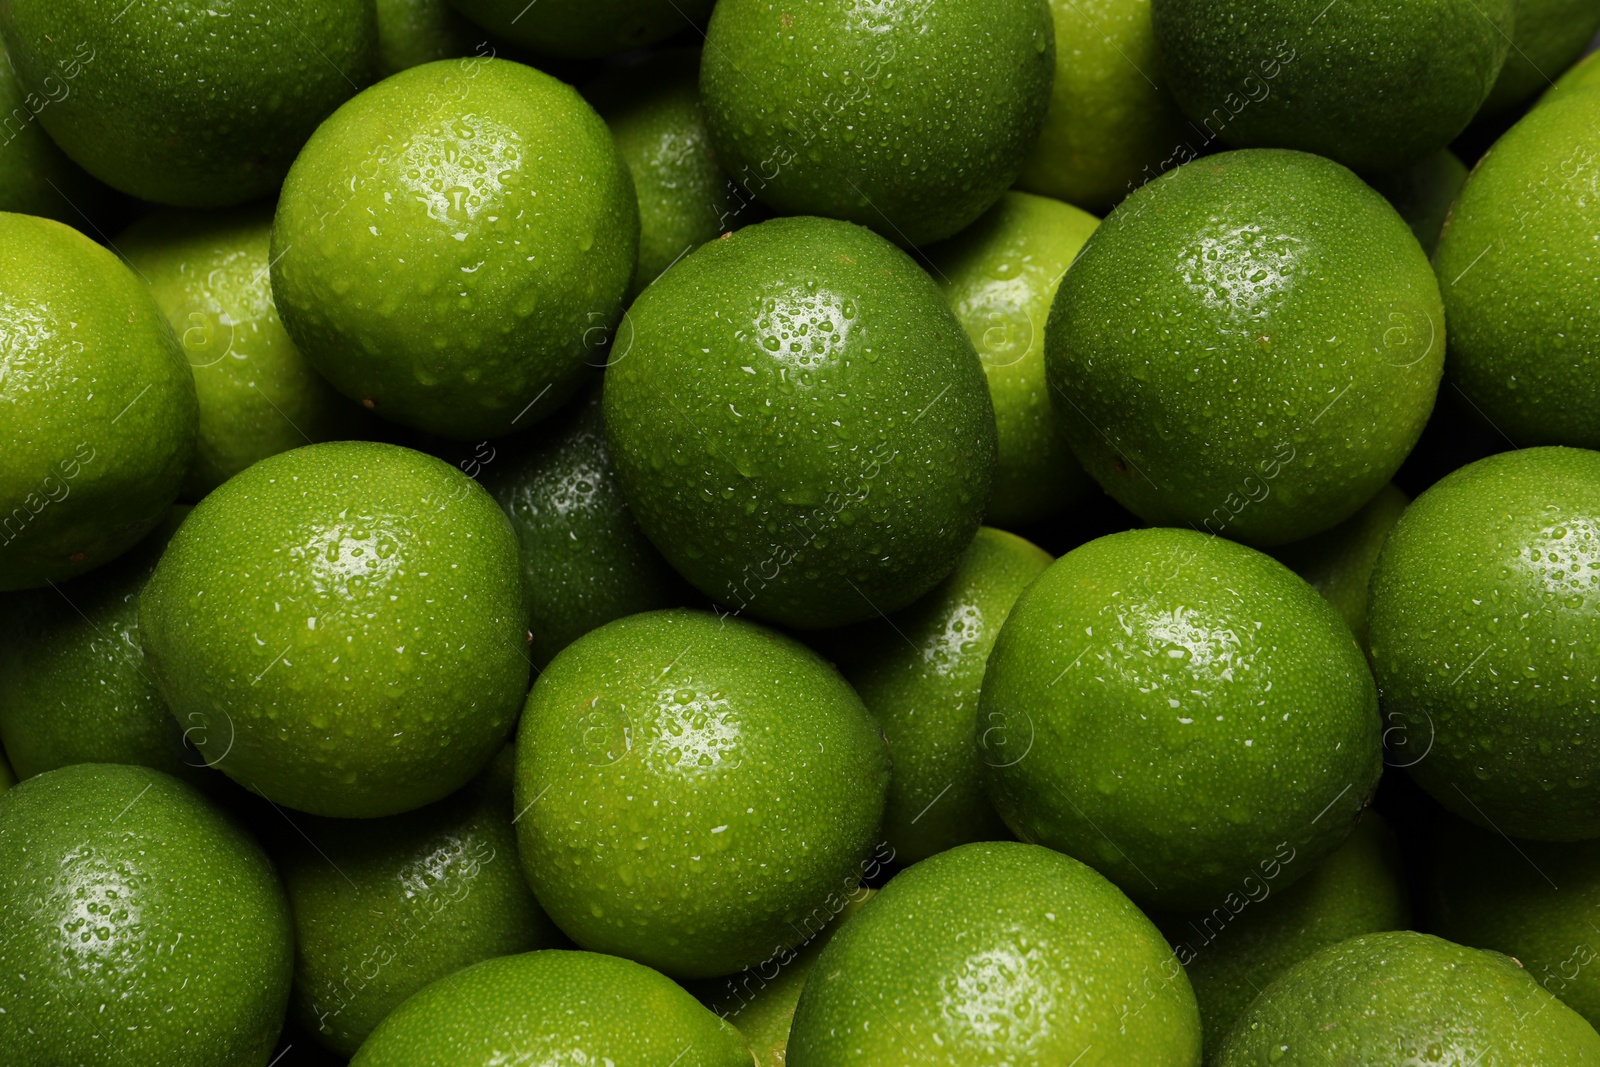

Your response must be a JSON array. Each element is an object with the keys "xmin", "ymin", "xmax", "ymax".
[
  {"xmin": 926, "ymin": 191, "xmax": 1097, "ymax": 526},
  {"xmin": 701, "ymin": 0, "xmax": 1055, "ymax": 246},
  {"xmin": 350, "ymin": 949, "xmax": 751, "ymax": 1065},
  {"xmin": 377, "ymin": 0, "xmax": 481, "ymax": 75},
  {"xmin": 1269, "ymin": 483, "xmax": 1408, "ymax": 648},
  {"xmin": 139, "ymin": 441, "xmax": 529, "ymax": 818},
  {"xmin": 1368, "ymin": 446, "xmax": 1600, "ymax": 841},
  {"xmin": 586, "ymin": 49, "xmax": 747, "ymax": 298},
  {"xmin": 514, "ymin": 608, "xmax": 889, "ymax": 979},
  {"xmin": 1156, "ymin": 812, "xmax": 1410, "ymax": 1056},
  {"xmin": 1016, "ymin": 0, "xmax": 1191, "ymax": 213},
  {"xmin": 1046, "ymin": 149, "xmax": 1443, "ymax": 546},
  {"xmin": 1482, "ymin": 0, "xmax": 1600, "ymax": 114},
  {"xmin": 604, "ymin": 216, "xmax": 996, "ymax": 629},
  {"xmin": 789, "ymin": 841, "xmax": 1203, "ymax": 1065},
  {"xmin": 1544, "ymin": 53, "xmax": 1600, "ymax": 106},
  {"xmin": 483, "ymin": 384, "xmax": 686, "ymax": 668},
  {"xmin": 444, "ymin": 0, "xmax": 711, "ymax": 58},
  {"xmin": 277, "ymin": 775, "xmax": 561, "ymax": 1055},
  {"xmin": 271, "ymin": 57, "xmax": 638, "ymax": 440},
  {"xmin": 1430, "ymin": 816, "xmax": 1600, "ymax": 1029},
  {"xmin": 0, "ymin": 212, "xmax": 196, "ymax": 591},
  {"xmin": 0, "ymin": 763, "xmax": 293, "ymax": 1066},
  {"xmin": 1152, "ymin": 0, "xmax": 1512, "ymax": 171},
  {"xmin": 119, "ymin": 206, "xmax": 370, "ymax": 500},
  {"xmin": 0, "ymin": 45, "xmax": 120, "ymax": 229},
  {"xmin": 1435, "ymin": 90, "xmax": 1600, "ymax": 449},
  {"xmin": 1363, "ymin": 149, "xmax": 1470, "ymax": 256},
  {"xmin": 0, "ymin": 508, "xmax": 201, "ymax": 782},
  {"xmin": 1213, "ymin": 931, "xmax": 1600, "ymax": 1064},
  {"xmin": 980, "ymin": 527, "xmax": 1381, "ymax": 910},
  {"xmin": 819, "ymin": 527, "xmax": 1051, "ymax": 864},
  {"xmin": 0, "ymin": 0, "xmax": 377, "ymax": 207}
]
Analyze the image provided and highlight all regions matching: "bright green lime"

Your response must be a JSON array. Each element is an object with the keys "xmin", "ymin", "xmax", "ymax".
[
  {"xmin": 119, "ymin": 206, "xmax": 369, "ymax": 499},
  {"xmin": 1482, "ymin": 0, "xmax": 1600, "ymax": 114},
  {"xmin": 272, "ymin": 57, "xmax": 638, "ymax": 440},
  {"xmin": 1544, "ymin": 53, "xmax": 1600, "ymax": 106},
  {"xmin": 140, "ymin": 441, "xmax": 529, "ymax": 818},
  {"xmin": 0, "ymin": 212, "xmax": 196, "ymax": 591},
  {"xmin": 0, "ymin": 763, "xmax": 293, "ymax": 1066},
  {"xmin": 514, "ymin": 609, "xmax": 889, "ymax": 979},
  {"xmin": 701, "ymin": 0, "xmax": 1055, "ymax": 246},
  {"xmin": 789, "ymin": 842, "xmax": 1203, "ymax": 1065},
  {"xmin": 376, "ymin": 0, "xmax": 480, "ymax": 75},
  {"xmin": 981, "ymin": 528, "xmax": 1381, "ymax": 910},
  {"xmin": 0, "ymin": 45, "xmax": 119, "ymax": 229},
  {"xmin": 1214, "ymin": 931, "xmax": 1600, "ymax": 1065},
  {"xmin": 820, "ymin": 527, "xmax": 1051, "ymax": 864},
  {"xmin": 1270, "ymin": 483, "xmax": 1408, "ymax": 648},
  {"xmin": 927, "ymin": 191, "xmax": 1097, "ymax": 526},
  {"xmin": 0, "ymin": 0, "xmax": 377, "ymax": 207},
  {"xmin": 1047, "ymin": 149, "xmax": 1443, "ymax": 546},
  {"xmin": 1363, "ymin": 149, "xmax": 1469, "ymax": 256},
  {"xmin": 604, "ymin": 215, "xmax": 996, "ymax": 629},
  {"xmin": 444, "ymin": 0, "xmax": 712, "ymax": 58},
  {"xmin": 1369, "ymin": 447, "xmax": 1600, "ymax": 840}
]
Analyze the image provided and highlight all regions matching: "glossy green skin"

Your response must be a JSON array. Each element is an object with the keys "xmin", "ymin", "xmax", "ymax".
[
  {"xmin": 1270, "ymin": 483, "xmax": 1408, "ymax": 648},
  {"xmin": 1152, "ymin": 0, "xmax": 1512, "ymax": 171},
  {"xmin": 1482, "ymin": 0, "xmax": 1600, "ymax": 114},
  {"xmin": 1156, "ymin": 813, "xmax": 1409, "ymax": 1057},
  {"xmin": 120, "ymin": 207, "xmax": 368, "ymax": 500},
  {"xmin": 790, "ymin": 842, "xmax": 1203, "ymax": 1066},
  {"xmin": 587, "ymin": 49, "xmax": 746, "ymax": 298},
  {"xmin": 514, "ymin": 609, "xmax": 890, "ymax": 979},
  {"xmin": 1017, "ymin": 0, "xmax": 1191, "ymax": 213},
  {"xmin": 1047, "ymin": 150, "xmax": 1443, "ymax": 547},
  {"xmin": 1545, "ymin": 53, "xmax": 1600, "ymax": 106},
  {"xmin": 981, "ymin": 528, "xmax": 1381, "ymax": 911},
  {"xmin": 0, "ymin": 46, "xmax": 119, "ymax": 229},
  {"xmin": 271, "ymin": 58, "xmax": 638, "ymax": 440},
  {"xmin": 1214, "ymin": 931, "xmax": 1600, "ymax": 1065},
  {"xmin": 351, "ymin": 950, "xmax": 752, "ymax": 1065},
  {"xmin": 1364, "ymin": 150, "xmax": 1469, "ymax": 257},
  {"xmin": 445, "ymin": 0, "xmax": 712, "ymax": 58},
  {"xmin": 279, "ymin": 779, "xmax": 561, "ymax": 1056},
  {"xmin": 1435, "ymin": 92, "xmax": 1600, "ymax": 450},
  {"xmin": 140, "ymin": 441, "xmax": 529, "ymax": 818},
  {"xmin": 1430, "ymin": 817, "xmax": 1600, "ymax": 1029},
  {"xmin": 0, "ymin": 0, "xmax": 377, "ymax": 208},
  {"xmin": 0, "ymin": 763, "xmax": 293, "ymax": 1066},
  {"xmin": 376, "ymin": 0, "xmax": 480, "ymax": 75},
  {"xmin": 1369, "ymin": 447, "xmax": 1600, "ymax": 841},
  {"xmin": 0, "ymin": 508, "xmax": 200, "ymax": 782},
  {"xmin": 0, "ymin": 213, "xmax": 196, "ymax": 591},
  {"xmin": 928, "ymin": 192, "xmax": 1097, "ymax": 526},
  {"xmin": 605, "ymin": 216, "xmax": 997, "ymax": 629},
  {"xmin": 822, "ymin": 527, "xmax": 1051, "ymax": 865},
  {"xmin": 701, "ymin": 0, "xmax": 1055, "ymax": 247},
  {"xmin": 484, "ymin": 385, "xmax": 686, "ymax": 668}
]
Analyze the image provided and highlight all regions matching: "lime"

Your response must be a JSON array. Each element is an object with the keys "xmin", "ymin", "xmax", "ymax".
[
  {"xmin": 271, "ymin": 57, "xmax": 638, "ymax": 440},
  {"xmin": 377, "ymin": 0, "xmax": 481, "ymax": 75},
  {"xmin": 1544, "ymin": 53, "xmax": 1600, "ymax": 106},
  {"xmin": 1363, "ymin": 149, "xmax": 1469, "ymax": 256},
  {"xmin": 604, "ymin": 215, "xmax": 996, "ymax": 629},
  {"xmin": 1270, "ymin": 483, "xmax": 1408, "ymax": 648},
  {"xmin": 1482, "ymin": 0, "xmax": 1600, "ymax": 114},
  {"xmin": 444, "ymin": 0, "xmax": 712, "ymax": 58},
  {"xmin": 139, "ymin": 441, "xmax": 529, "ymax": 818},
  {"xmin": 0, "ymin": 45, "xmax": 119, "ymax": 229}
]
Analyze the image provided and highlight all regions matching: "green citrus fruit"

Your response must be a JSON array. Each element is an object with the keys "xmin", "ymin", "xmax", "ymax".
[
  {"xmin": 1152, "ymin": 0, "xmax": 1512, "ymax": 171},
  {"xmin": 604, "ymin": 215, "xmax": 996, "ymax": 629},
  {"xmin": 819, "ymin": 527, "xmax": 1051, "ymax": 864},
  {"xmin": 1270, "ymin": 482, "xmax": 1408, "ymax": 648},
  {"xmin": 139, "ymin": 440, "xmax": 529, "ymax": 818},
  {"xmin": 1363, "ymin": 149, "xmax": 1469, "ymax": 256},
  {"xmin": 1368, "ymin": 446, "xmax": 1600, "ymax": 841},
  {"xmin": 926, "ymin": 191, "xmax": 1097, "ymax": 526},
  {"xmin": 1156, "ymin": 812, "xmax": 1410, "ymax": 1056},
  {"xmin": 514, "ymin": 608, "xmax": 889, "ymax": 979},
  {"xmin": 1435, "ymin": 90, "xmax": 1600, "ymax": 450},
  {"xmin": 789, "ymin": 841, "xmax": 1203, "ymax": 1065},
  {"xmin": 1046, "ymin": 149, "xmax": 1443, "ymax": 546},
  {"xmin": 483, "ymin": 384, "xmax": 686, "ymax": 668},
  {"xmin": 444, "ymin": 0, "xmax": 712, "ymax": 58},
  {"xmin": 1213, "ymin": 931, "xmax": 1600, "ymax": 1065},
  {"xmin": 0, "ymin": 0, "xmax": 378, "ymax": 207},
  {"xmin": 980, "ymin": 527, "xmax": 1381, "ymax": 910},
  {"xmin": 376, "ymin": 0, "xmax": 481, "ymax": 75},
  {"xmin": 271, "ymin": 57, "xmax": 638, "ymax": 440},
  {"xmin": 0, "ymin": 45, "xmax": 120, "ymax": 229},
  {"xmin": 119, "ymin": 206, "xmax": 370, "ymax": 499},
  {"xmin": 0, "ymin": 763, "xmax": 293, "ymax": 1066},
  {"xmin": 0, "ymin": 212, "xmax": 196, "ymax": 591},
  {"xmin": 1016, "ymin": 0, "xmax": 1191, "ymax": 213},
  {"xmin": 350, "ymin": 949, "xmax": 752, "ymax": 1065},
  {"xmin": 1544, "ymin": 53, "xmax": 1600, "ymax": 106},
  {"xmin": 1482, "ymin": 0, "xmax": 1600, "ymax": 114},
  {"xmin": 701, "ymin": 0, "xmax": 1055, "ymax": 246}
]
